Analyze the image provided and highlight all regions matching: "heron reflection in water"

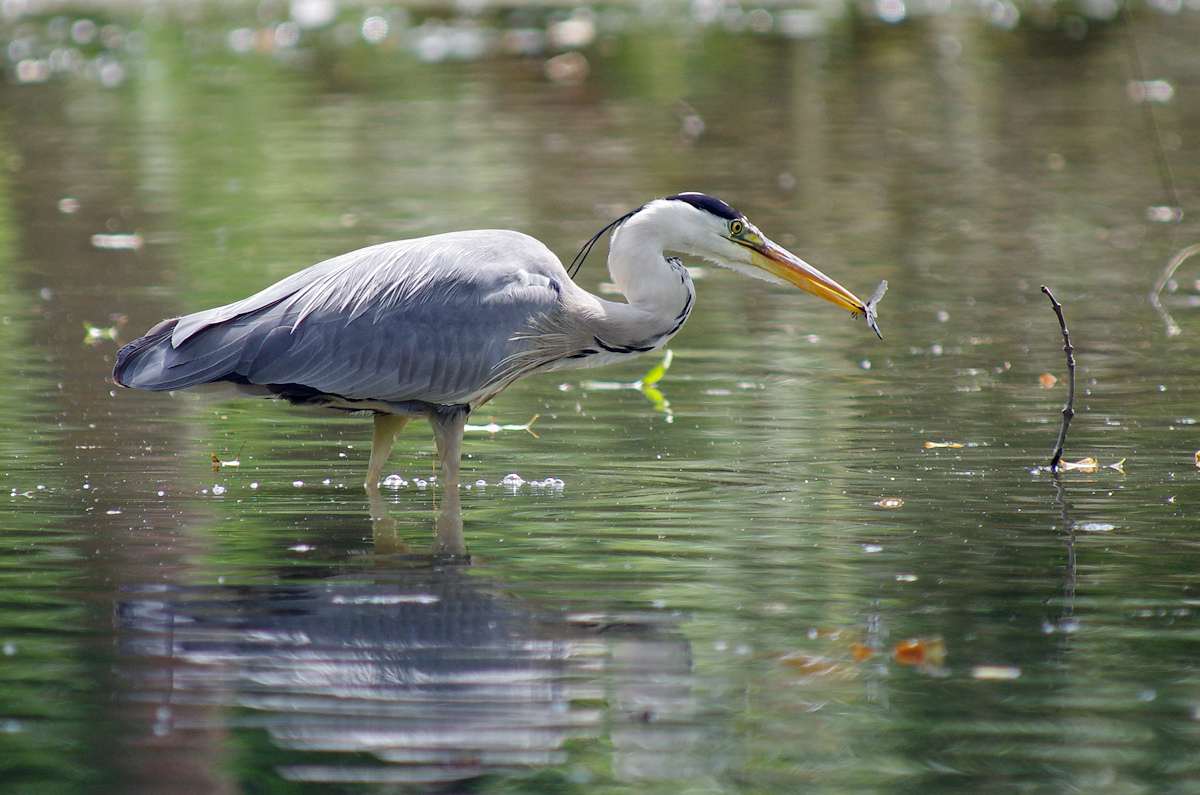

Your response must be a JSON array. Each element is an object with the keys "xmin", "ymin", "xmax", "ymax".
[
  {"xmin": 117, "ymin": 574, "xmax": 702, "ymax": 785},
  {"xmin": 115, "ymin": 193, "xmax": 884, "ymax": 547}
]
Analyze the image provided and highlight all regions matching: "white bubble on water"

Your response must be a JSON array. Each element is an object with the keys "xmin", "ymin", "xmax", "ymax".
[{"xmin": 362, "ymin": 15, "xmax": 388, "ymax": 43}]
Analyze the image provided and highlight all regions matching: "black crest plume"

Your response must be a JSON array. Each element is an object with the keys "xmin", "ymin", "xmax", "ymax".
[
  {"xmin": 567, "ymin": 193, "xmax": 740, "ymax": 281},
  {"xmin": 568, "ymin": 207, "xmax": 639, "ymax": 280}
]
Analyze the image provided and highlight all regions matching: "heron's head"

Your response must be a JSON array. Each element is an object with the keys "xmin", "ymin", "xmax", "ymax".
[{"xmin": 636, "ymin": 192, "xmax": 869, "ymax": 316}]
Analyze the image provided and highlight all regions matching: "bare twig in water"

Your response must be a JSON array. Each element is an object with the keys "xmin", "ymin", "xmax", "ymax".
[
  {"xmin": 1150, "ymin": 244, "xmax": 1200, "ymax": 337},
  {"xmin": 1041, "ymin": 286, "xmax": 1075, "ymax": 471}
]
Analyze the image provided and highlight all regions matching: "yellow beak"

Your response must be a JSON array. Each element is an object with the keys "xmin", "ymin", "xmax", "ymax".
[{"xmin": 746, "ymin": 237, "xmax": 866, "ymax": 315}]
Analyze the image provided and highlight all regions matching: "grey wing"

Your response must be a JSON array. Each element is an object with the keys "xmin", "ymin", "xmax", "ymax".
[{"xmin": 116, "ymin": 230, "xmax": 568, "ymax": 407}]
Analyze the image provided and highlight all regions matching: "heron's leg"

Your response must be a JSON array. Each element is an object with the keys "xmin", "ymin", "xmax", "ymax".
[
  {"xmin": 366, "ymin": 413, "xmax": 409, "ymax": 488},
  {"xmin": 429, "ymin": 407, "xmax": 468, "ymax": 556}
]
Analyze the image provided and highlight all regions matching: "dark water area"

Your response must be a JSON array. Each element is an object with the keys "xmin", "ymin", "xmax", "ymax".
[{"xmin": 2, "ymin": 1, "xmax": 1200, "ymax": 792}]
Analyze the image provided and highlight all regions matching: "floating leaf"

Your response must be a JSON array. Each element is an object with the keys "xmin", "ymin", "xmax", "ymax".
[
  {"xmin": 970, "ymin": 665, "xmax": 1021, "ymax": 680},
  {"xmin": 212, "ymin": 443, "xmax": 246, "ymax": 472},
  {"xmin": 581, "ymin": 349, "xmax": 674, "ymax": 421},
  {"xmin": 851, "ymin": 642, "xmax": 876, "ymax": 662},
  {"xmin": 638, "ymin": 349, "xmax": 673, "ymax": 387},
  {"xmin": 465, "ymin": 414, "xmax": 540, "ymax": 438},
  {"xmin": 893, "ymin": 637, "xmax": 946, "ymax": 669},
  {"xmin": 1039, "ymin": 372, "xmax": 1058, "ymax": 388},
  {"xmin": 1049, "ymin": 456, "xmax": 1124, "ymax": 473},
  {"xmin": 874, "ymin": 497, "xmax": 904, "ymax": 508},
  {"xmin": 924, "ymin": 441, "xmax": 964, "ymax": 449},
  {"xmin": 91, "ymin": 233, "xmax": 143, "ymax": 251},
  {"xmin": 640, "ymin": 385, "xmax": 670, "ymax": 418}
]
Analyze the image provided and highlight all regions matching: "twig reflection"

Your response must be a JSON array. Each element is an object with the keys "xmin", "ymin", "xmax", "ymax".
[
  {"xmin": 1052, "ymin": 473, "xmax": 1077, "ymax": 628},
  {"xmin": 1149, "ymin": 243, "xmax": 1200, "ymax": 338}
]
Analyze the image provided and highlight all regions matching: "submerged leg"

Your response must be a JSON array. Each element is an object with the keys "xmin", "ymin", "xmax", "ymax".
[
  {"xmin": 366, "ymin": 412, "xmax": 410, "ymax": 488},
  {"xmin": 428, "ymin": 406, "xmax": 468, "ymax": 556}
]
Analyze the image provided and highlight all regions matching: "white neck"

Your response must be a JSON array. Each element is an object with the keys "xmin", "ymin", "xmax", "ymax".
[
  {"xmin": 549, "ymin": 207, "xmax": 697, "ymax": 362},
  {"xmin": 606, "ymin": 206, "xmax": 694, "ymax": 311}
]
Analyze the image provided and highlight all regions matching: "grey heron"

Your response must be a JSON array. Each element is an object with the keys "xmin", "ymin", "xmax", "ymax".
[{"xmin": 114, "ymin": 193, "xmax": 884, "ymax": 508}]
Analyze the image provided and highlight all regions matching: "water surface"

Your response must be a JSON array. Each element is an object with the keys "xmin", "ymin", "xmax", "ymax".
[{"xmin": 2, "ymin": 2, "xmax": 1200, "ymax": 792}]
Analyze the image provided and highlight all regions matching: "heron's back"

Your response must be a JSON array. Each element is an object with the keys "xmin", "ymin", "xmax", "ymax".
[{"xmin": 114, "ymin": 230, "xmax": 569, "ymax": 409}]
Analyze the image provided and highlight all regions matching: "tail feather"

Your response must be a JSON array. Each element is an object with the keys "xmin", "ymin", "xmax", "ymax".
[
  {"xmin": 113, "ymin": 318, "xmax": 181, "ymax": 390},
  {"xmin": 114, "ymin": 317, "xmax": 247, "ymax": 392}
]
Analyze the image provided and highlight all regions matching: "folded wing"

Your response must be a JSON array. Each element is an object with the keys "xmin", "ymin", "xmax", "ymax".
[{"xmin": 114, "ymin": 230, "xmax": 567, "ymax": 408}]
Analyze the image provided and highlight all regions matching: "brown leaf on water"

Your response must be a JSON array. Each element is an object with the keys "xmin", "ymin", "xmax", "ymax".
[
  {"xmin": 851, "ymin": 642, "xmax": 876, "ymax": 662},
  {"xmin": 874, "ymin": 497, "xmax": 904, "ymax": 509},
  {"xmin": 924, "ymin": 441, "xmax": 964, "ymax": 449},
  {"xmin": 1039, "ymin": 372, "xmax": 1058, "ymax": 388},
  {"xmin": 1195, "ymin": 450, "xmax": 1200, "ymax": 468},
  {"xmin": 892, "ymin": 636, "xmax": 946, "ymax": 669}
]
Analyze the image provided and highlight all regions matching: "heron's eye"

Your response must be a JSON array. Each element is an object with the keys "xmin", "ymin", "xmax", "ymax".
[{"xmin": 729, "ymin": 220, "xmax": 744, "ymax": 237}]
